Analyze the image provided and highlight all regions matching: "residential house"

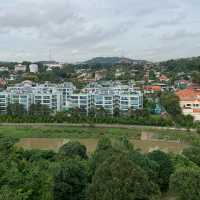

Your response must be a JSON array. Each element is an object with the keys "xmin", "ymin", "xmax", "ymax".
[{"xmin": 176, "ymin": 86, "xmax": 200, "ymax": 121}]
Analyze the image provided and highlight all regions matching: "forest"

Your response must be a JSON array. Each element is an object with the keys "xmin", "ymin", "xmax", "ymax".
[{"xmin": 0, "ymin": 134, "xmax": 200, "ymax": 200}]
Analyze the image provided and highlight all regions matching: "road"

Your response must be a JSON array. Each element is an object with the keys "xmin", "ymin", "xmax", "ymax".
[{"xmin": 0, "ymin": 123, "xmax": 195, "ymax": 132}]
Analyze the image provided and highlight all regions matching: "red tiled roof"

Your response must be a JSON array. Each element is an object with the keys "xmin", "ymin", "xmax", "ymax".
[
  {"xmin": 144, "ymin": 85, "xmax": 161, "ymax": 91},
  {"xmin": 0, "ymin": 79, "xmax": 6, "ymax": 86},
  {"xmin": 176, "ymin": 87, "xmax": 200, "ymax": 101},
  {"xmin": 159, "ymin": 75, "xmax": 169, "ymax": 81}
]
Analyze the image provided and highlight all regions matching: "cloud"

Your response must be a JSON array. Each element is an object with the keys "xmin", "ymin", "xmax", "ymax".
[
  {"xmin": 0, "ymin": 0, "xmax": 200, "ymax": 62},
  {"xmin": 161, "ymin": 29, "xmax": 200, "ymax": 41},
  {"xmin": 146, "ymin": 12, "xmax": 187, "ymax": 28}
]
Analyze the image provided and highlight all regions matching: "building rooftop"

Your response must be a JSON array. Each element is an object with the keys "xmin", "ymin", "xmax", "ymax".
[{"xmin": 176, "ymin": 86, "xmax": 200, "ymax": 101}]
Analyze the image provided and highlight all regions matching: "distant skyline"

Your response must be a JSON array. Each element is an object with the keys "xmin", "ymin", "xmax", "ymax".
[{"xmin": 0, "ymin": 0, "xmax": 200, "ymax": 62}]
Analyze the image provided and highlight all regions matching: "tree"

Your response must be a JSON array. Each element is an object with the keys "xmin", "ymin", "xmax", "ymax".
[
  {"xmin": 149, "ymin": 70, "xmax": 156, "ymax": 80},
  {"xmin": 113, "ymin": 107, "xmax": 120, "ymax": 117},
  {"xmin": 96, "ymin": 106, "xmax": 107, "ymax": 118},
  {"xmin": 113, "ymin": 136, "xmax": 134, "ymax": 153},
  {"xmin": 89, "ymin": 137, "xmax": 114, "ymax": 177},
  {"xmin": 196, "ymin": 125, "xmax": 200, "ymax": 134},
  {"xmin": 7, "ymin": 103, "xmax": 27, "ymax": 116},
  {"xmin": 29, "ymin": 103, "xmax": 52, "ymax": 116},
  {"xmin": 171, "ymin": 154, "xmax": 200, "ymax": 170},
  {"xmin": 160, "ymin": 92, "xmax": 182, "ymax": 117},
  {"xmin": 170, "ymin": 168, "xmax": 200, "ymax": 200},
  {"xmin": 88, "ymin": 155, "xmax": 160, "ymax": 200},
  {"xmin": 128, "ymin": 151, "xmax": 159, "ymax": 183},
  {"xmin": 183, "ymin": 144, "xmax": 200, "ymax": 167},
  {"xmin": 191, "ymin": 71, "xmax": 200, "ymax": 84},
  {"xmin": 96, "ymin": 136, "xmax": 112, "ymax": 152},
  {"xmin": 53, "ymin": 159, "xmax": 87, "ymax": 200},
  {"xmin": 148, "ymin": 150, "xmax": 174, "ymax": 191},
  {"xmin": 0, "ymin": 136, "xmax": 16, "ymax": 155},
  {"xmin": 58, "ymin": 141, "xmax": 87, "ymax": 160}
]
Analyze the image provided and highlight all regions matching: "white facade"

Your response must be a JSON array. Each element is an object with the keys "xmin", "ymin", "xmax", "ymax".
[
  {"xmin": 0, "ymin": 81, "xmax": 143, "ymax": 115},
  {"xmin": 67, "ymin": 93, "xmax": 91, "ymax": 113},
  {"xmin": 15, "ymin": 64, "xmax": 26, "ymax": 72},
  {"xmin": 0, "ymin": 67, "xmax": 9, "ymax": 72},
  {"xmin": 0, "ymin": 92, "xmax": 9, "ymax": 113},
  {"xmin": 29, "ymin": 64, "xmax": 38, "ymax": 73},
  {"xmin": 0, "ymin": 82, "xmax": 76, "ymax": 113},
  {"xmin": 66, "ymin": 82, "xmax": 143, "ymax": 115}
]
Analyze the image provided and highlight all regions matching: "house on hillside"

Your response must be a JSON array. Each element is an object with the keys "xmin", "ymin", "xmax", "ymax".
[
  {"xmin": 176, "ymin": 86, "xmax": 200, "ymax": 121},
  {"xmin": 143, "ymin": 85, "xmax": 161, "ymax": 94},
  {"xmin": 159, "ymin": 75, "xmax": 169, "ymax": 83},
  {"xmin": 15, "ymin": 64, "xmax": 26, "ymax": 72}
]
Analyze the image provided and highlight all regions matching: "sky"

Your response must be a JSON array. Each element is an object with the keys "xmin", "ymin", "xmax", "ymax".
[{"xmin": 0, "ymin": 0, "xmax": 200, "ymax": 63}]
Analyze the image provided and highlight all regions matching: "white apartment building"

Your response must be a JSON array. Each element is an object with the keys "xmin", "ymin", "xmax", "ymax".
[
  {"xmin": 15, "ymin": 64, "xmax": 26, "ymax": 72},
  {"xmin": 0, "ymin": 82, "xmax": 76, "ymax": 113},
  {"xmin": 67, "ymin": 82, "xmax": 143, "ymax": 115},
  {"xmin": 29, "ymin": 64, "xmax": 39, "ymax": 73},
  {"xmin": 0, "ymin": 81, "xmax": 143, "ymax": 115},
  {"xmin": 33, "ymin": 92, "xmax": 62, "ymax": 112},
  {"xmin": 0, "ymin": 66, "xmax": 9, "ymax": 72},
  {"xmin": 0, "ymin": 91, "xmax": 33, "ymax": 113},
  {"xmin": 66, "ymin": 93, "xmax": 92, "ymax": 113},
  {"xmin": 0, "ymin": 92, "xmax": 10, "ymax": 113}
]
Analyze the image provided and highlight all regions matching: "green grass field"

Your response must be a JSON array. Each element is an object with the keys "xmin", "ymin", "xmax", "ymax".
[
  {"xmin": 0, "ymin": 124, "xmax": 198, "ymax": 143},
  {"xmin": 0, "ymin": 126, "xmax": 141, "ymax": 139},
  {"xmin": 0, "ymin": 124, "xmax": 199, "ymax": 154}
]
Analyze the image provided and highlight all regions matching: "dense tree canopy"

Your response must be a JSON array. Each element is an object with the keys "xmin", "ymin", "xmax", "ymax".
[
  {"xmin": 0, "ymin": 134, "xmax": 200, "ymax": 200},
  {"xmin": 170, "ymin": 168, "xmax": 200, "ymax": 200},
  {"xmin": 183, "ymin": 143, "xmax": 200, "ymax": 167},
  {"xmin": 88, "ymin": 155, "xmax": 160, "ymax": 200},
  {"xmin": 53, "ymin": 159, "xmax": 87, "ymax": 200},
  {"xmin": 148, "ymin": 150, "xmax": 174, "ymax": 191},
  {"xmin": 58, "ymin": 141, "xmax": 88, "ymax": 160},
  {"xmin": 160, "ymin": 92, "xmax": 182, "ymax": 117}
]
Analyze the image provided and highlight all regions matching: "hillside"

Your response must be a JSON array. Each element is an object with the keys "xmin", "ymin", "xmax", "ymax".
[
  {"xmin": 160, "ymin": 56, "xmax": 200, "ymax": 73},
  {"xmin": 82, "ymin": 57, "xmax": 147, "ymax": 65}
]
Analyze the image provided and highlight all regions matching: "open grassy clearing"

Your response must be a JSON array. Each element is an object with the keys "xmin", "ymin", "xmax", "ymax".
[
  {"xmin": 0, "ymin": 126, "xmax": 141, "ymax": 139},
  {"xmin": 0, "ymin": 125, "xmax": 197, "ymax": 141},
  {"xmin": 16, "ymin": 138, "xmax": 187, "ymax": 153},
  {"xmin": 0, "ymin": 125, "xmax": 198, "ymax": 153}
]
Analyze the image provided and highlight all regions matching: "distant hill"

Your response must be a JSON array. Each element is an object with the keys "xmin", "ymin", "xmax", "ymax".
[
  {"xmin": 36, "ymin": 61, "xmax": 58, "ymax": 65},
  {"xmin": 160, "ymin": 56, "xmax": 200, "ymax": 73},
  {"xmin": 82, "ymin": 57, "xmax": 147, "ymax": 65}
]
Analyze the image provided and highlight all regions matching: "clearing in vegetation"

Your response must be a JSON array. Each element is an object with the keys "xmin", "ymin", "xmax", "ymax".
[{"xmin": 0, "ymin": 124, "xmax": 194, "ymax": 153}]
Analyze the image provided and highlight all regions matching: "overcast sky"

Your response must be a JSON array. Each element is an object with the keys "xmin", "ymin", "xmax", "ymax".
[{"xmin": 0, "ymin": 0, "xmax": 200, "ymax": 62}]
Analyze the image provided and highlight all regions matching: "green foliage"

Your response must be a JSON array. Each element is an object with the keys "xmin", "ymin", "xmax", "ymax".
[
  {"xmin": 0, "ymin": 136, "xmax": 16, "ymax": 154},
  {"xmin": 113, "ymin": 136, "xmax": 134, "ymax": 153},
  {"xmin": 58, "ymin": 141, "xmax": 88, "ymax": 160},
  {"xmin": 7, "ymin": 103, "xmax": 27, "ymax": 116},
  {"xmin": 148, "ymin": 150, "xmax": 174, "ymax": 192},
  {"xmin": 0, "ymin": 130, "xmax": 200, "ymax": 200},
  {"xmin": 171, "ymin": 154, "xmax": 200, "ymax": 170},
  {"xmin": 53, "ymin": 159, "xmax": 87, "ymax": 200},
  {"xmin": 192, "ymin": 71, "xmax": 200, "ymax": 84},
  {"xmin": 170, "ymin": 168, "xmax": 200, "ymax": 200},
  {"xmin": 149, "ymin": 70, "xmax": 156, "ymax": 80},
  {"xmin": 160, "ymin": 92, "xmax": 182, "ymax": 117},
  {"xmin": 196, "ymin": 126, "xmax": 200, "ymax": 134},
  {"xmin": 160, "ymin": 57, "xmax": 200, "ymax": 73},
  {"xmin": 128, "ymin": 150, "xmax": 159, "ymax": 182},
  {"xmin": 88, "ymin": 155, "xmax": 161, "ymax": 200},
  {"xmin": 183, "ymin": 143, "xmax": 200, "ymax": 167},
  {"xmin": 29, "ymin": 103, "xmax": 52, "ymax": 116},
  {"xmin": 89, "ymin": 137, "xmax": 115, "ymax": 177},
  {"xmin": 96, "ymin": 136, "xmax": 112, "ymax": 152}
]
